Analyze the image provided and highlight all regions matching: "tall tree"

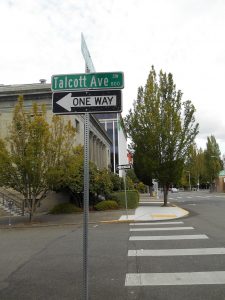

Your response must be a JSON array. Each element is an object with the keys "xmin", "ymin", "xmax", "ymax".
[
  {"xmin": 0, "ymin": 96, "xmax": 76, "ymax": 221},
  {"xmin": 204, "ymin": 135, "xmax": 223, "ymax": 191},
  {"xmin": 127, "ymin": 87, "xmax": 154, "ymax": 195},
  {"xmin": 125, "ymin": 66, "xmax": 199, "ymax": 205},
  {"xmin": 133, "ymin": 145, "xmax": 154, "ymax": 195},
  {"xmin": 182, "ymin": 145, "xmax": 205, "ymax": 190}
]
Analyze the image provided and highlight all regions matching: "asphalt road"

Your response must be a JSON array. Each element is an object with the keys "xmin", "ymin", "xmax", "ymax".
[
  {"xmin": 1, "ymin": 191, "xmax": 225, "ymax": 300},
  {"xmin": 0, "ymin": 222, "xmax": 130, "ymax": 300},
  {"xmin": 126, "ymin": 191, "xmax": 225, "ymax": 300}
]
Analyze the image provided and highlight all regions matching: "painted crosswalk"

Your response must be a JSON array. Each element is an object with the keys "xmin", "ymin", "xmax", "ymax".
[
  {"xmin": 129, "ymin": 234, "xmax": 208, "ymax": 240},
  {"xmin": 130, "ymin": 221, "xmax": 184, "ymax": 226},
  {"xmin": 168, "ymin": 193, "xmax": 225, "ymax": 201},
  {"xmin": 128, "ymin": 248, "xmax": 225, "ymax": 256},
  {"xmin": 125, "ymin": 271, "xmax": 225, "ymax": 286},
  {"xmin": 126, "ymin": 220, "xmax": 225, "ymax": 290},
  {"xmin": 130, "ymin": 226, "xmax": 194, "ymax": 231}
]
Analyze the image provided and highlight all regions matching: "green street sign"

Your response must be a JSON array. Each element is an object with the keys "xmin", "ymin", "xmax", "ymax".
[{"xmin": 51, "ymin": 72, "xmax": 124, "ymax": 91}]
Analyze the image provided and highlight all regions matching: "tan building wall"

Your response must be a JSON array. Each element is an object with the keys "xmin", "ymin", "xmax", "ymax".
[
  {"xmin": 0, "ymin": 82, "xmax": 112, "ymax": 170},
  {"xmin": 216, "ymin": 177, "xmax": 225, "ymax": 193}
]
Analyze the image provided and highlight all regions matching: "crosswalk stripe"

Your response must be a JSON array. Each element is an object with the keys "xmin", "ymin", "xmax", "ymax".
[
  {"xmin": 130, "ymin": 226, "xmax": 194, "ymax": 231},
  {"xmin": 129, "ymin": 234, "xmax": 208, "ymax": 241},
  {"xmin": 128, "ymin": 248, "xmax": 225, "ymax": 256},
  {"xmin": 125, "ymin": 271, "xmax": 225, "ymax": 286},
  {"xmin": 130, "ymin": 221, "xmax": 184, "ymax": 226},
  {"xmin": 139, "ymin": 201, "xmax": 167, "ymax": 204}
]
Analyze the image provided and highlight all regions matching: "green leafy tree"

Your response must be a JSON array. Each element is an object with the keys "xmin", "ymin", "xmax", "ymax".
[
  {"xmin": 204, "ymin": 135, "xmax": 223, "ymax": 191},
  {"xmin": 133, "ymin": 146, "xmax": 154, "ymax": 195},
  {"xmin": 125, "ymin": 66, "xmax": 199, "ymax": 205},
  {"xmin": 128, "ymin": 86, "xmax": 154, "ymax": 195},
  {"xmin": 122, "ymin": 174, "xmax": 135, "ymax": 191},
  {"xmin": 126, "ymin": 168, "xmax": 147, "ymax": 192},
  {"xmin": 0, "ymin": 96, "xmax": 76, "ymax": 221},
  {"xmin": 0, "ymin": 139, "xmax": 12, "ymax": 185},
  {"xmin": 92, "ymin": 168, "xmax": 113, "ymax": 201},
  {"xmin": 182, "ymin": 144, "xmax": 205, "ymax": 190},
  {"xmin": 51, "ymin": 145, "xmax": 114, "ymax": 207},
  {"xmin": 49, "ymin": 144, "xmax": 84, "ymax": 206},
  {"xmin": 110, "ymin": 172, "xmax": 123, "ymax": 191},
  {"xmin": 194, "ymin": 147, "xmax": 206, "ymax": 188}
]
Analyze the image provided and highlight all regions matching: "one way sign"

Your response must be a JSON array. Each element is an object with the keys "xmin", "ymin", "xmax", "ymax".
[{"xmin": 52, "ymin": 90, "xmax": 122, "ymax": 114}]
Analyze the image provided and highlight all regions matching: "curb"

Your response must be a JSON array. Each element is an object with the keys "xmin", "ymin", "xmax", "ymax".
[
  {"xmin": 0, "ymin": 204, "xmax": 190, "ymax": 228},
  {"xmin": 172, "ymin": 203, "xmax": 190, "ymax": 218}
]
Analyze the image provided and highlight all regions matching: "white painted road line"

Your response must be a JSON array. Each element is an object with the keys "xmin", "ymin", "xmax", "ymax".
[
  {"xmin": 139, "ymin": 201, "xmax": 168, "ymax": 204},
  {"xmin": 128, "ymin": 248, "xmax": 225, "ymax": 256},
  {"xmin": 129, "ymin": 234, "xmax": 208, "ymax": 241},
  {"xmin": 129, "ymin": 221, "xmax": 184, "ymax": 226},
  {"xmin": 125, "ymin": 271, "xmax": 225, "ymax": 286},
  {"xmin": 130, "ymin": 226, "xmax": 194, "ymax": 232}
]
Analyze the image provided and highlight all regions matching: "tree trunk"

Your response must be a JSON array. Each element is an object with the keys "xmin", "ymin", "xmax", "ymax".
[
  {"xmin": 162, "ymin": 185, "xmax": 168, "ymax": 206},
  {"xmin": 149, "ymin": 185, "xmax": 154, "ymax": 197}
]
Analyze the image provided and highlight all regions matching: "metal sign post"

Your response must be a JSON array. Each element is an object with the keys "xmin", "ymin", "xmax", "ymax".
[
  {"xmin": 83, "ymin": 112, "xmax": 89, "ymax": 300},
  {"xmin": 8, "ymin": 200, "xmax": 13, "ymax": 226},
  {"xmin": 52, "ymin": 35, "xmax": 124, "ymax": 300},
  {"xmin": 123, "ymin": 170, "xmax": 128, "ymax": 219},
  {"xmin": 117, "ymin": 165, "xmax": 132, "ymax": 220}
]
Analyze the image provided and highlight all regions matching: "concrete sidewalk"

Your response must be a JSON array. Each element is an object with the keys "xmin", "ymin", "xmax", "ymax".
[
  {"xmin": 119, "ymin": 205, "xmax": 189, "ymax": 221},
  {"xmin": 0, "ymin": 194, "xmax": 189, "ymax": 228},
  {"xmin": 119, "ymin": 194, "xmax": 189, "ymax": 222}
]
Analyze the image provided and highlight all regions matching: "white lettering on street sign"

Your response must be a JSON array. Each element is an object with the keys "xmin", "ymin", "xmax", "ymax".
[
  {"xmin": 56, "ymin": 93, "xmax": 117, "ymax": 112},
  {"xmin": 51, "ymin": 72, "xmax": 124, "ymax": 91},
  {"xmin": 52, "ymin": 90, "xmax": 122, "ymax": 114},
  {"xmin": 117, "ymin": 164, "xmax": 132, "ymax": 170}
]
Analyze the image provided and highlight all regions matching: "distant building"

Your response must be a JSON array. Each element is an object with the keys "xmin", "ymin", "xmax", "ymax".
[
  {"xmin": 0, "ymin": 81, "xmax": 112, "ymax": 170},
  {"xmin": 94, "ymin": 112, "xmax": 129, "ymax": 175},
  {"xmin": 216, "ymin": 170, "xmax": 225, "ymax": 193},
  {"xmin": 127, "ymin": 150, "xmax": 133, "ymax": 165}
]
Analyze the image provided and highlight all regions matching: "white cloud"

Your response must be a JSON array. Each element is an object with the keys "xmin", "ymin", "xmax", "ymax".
[{"xmin": 1, "ymin": 0, "xmax": 225, "ymax": 154}]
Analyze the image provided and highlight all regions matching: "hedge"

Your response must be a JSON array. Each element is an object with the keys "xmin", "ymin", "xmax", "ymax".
[
  {"xmin": 111, "ymin": 190, "xmax": 139, "ymax": 209},
  {"xmin": 50, "ymin": 203, "xmax": 82, "ymax": 214},
  {"xmin": 94, "ymin": 200, "xmax": 119, "ymax": 211}
]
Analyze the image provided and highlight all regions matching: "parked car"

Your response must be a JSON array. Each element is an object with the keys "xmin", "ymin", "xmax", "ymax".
[{"xmin": 171, "ymin": 187, "xmax": 179, "ymax": 193}]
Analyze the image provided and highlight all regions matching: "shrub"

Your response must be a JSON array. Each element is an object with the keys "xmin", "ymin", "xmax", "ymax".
[
  {"xmin": 110, "ymin": 172, "xmax": 123, "ymax": 191},
  {"xmin": 94, "ymin": 200, "xmax": 119, "ymax": 211},
  {"xmin": 112, "ymin": 190, "xmax": 139, "ymax": 209},
  {"xmin": 136, "ymin": 182, "xmax": 148, "ymax": 193},
  {"xmin": 50, "ymin": 203, "xmax": 82, "ymax": 214}
]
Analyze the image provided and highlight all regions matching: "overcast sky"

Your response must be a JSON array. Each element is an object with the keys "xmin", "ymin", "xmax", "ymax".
[{"xmin": 1, "ymin": 0, "xmax": 225, "ymax": 154}]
